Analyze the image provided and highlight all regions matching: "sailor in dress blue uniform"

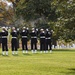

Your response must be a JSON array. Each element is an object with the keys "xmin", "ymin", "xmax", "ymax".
[
  {"xmin": 11, "ymin": 27, "xmax": 18, "ymax": 55},
  {"xmin": 20, "ymin": 27, "xmax": 29, "ymax": 53},
  {"xmin": 1, "ymin": 27, "xmax": 8, "ymax": 55}
]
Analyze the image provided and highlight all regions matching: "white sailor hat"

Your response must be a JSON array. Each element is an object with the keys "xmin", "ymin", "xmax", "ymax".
[
  {"xmin": 46, "ymin": 28, "xmax": 49, "ymax": 31},
  {"xmin": 23, "ymin": 27, "xmax": 26, "ymax": 29},
  {"xmin": 27, "ymin": 27, "xmax": 29, "ymax": 30},
  {"xmin": 36, "ymin": 28, "xmax": 38, "ymax": 31},
  {"xmin": 51, "ymin": 30, "xmax": 53, "ymax": 32},
  {"xmin": 12, "ymin": 27, "xmax": 15, "ymax": 30},
  {"xmin": 2, "ymin": 26, "xmax": 6, "ymax": 29},
  {"xmin": 40, "ymin": 28, "xmax": 43, "ymax": 31},
  {"xmin": 32, "ymin": 28, "xmax": 35, "ymax": 30},
  {"xmin": 17, "ymin": 28, "xmax": 19, "ymax": 31}
]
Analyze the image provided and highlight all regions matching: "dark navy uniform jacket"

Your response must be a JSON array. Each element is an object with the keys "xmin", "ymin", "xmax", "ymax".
[
  {"xmin": 40, "ymin": 31, "xmax": 45, "ymax": 43},
  {"xmin": 1, "ymin": 30, "xmax": 8, "ymax": 44},
  {"xmin": 20, "ymin": 29, "xmax": 29, "ymax": 43},
  {"xmin": 11, "ymin": 31, "xmax": 18, "ymax": 37},
  {"xmin": 11, "ymin": 30, "xmax": 18, "ymax": 46},
  {"xmin": 45, "ymin": 31, "xmax": 52, "ymax": 38},
  {"xmin": 1, "ymin": 30, "xmax": 8, "ymax": 36},
  {"xmin": 20, "ymin": 29, "xmax": 29, "ymax": 37},
  {"xmin": 40, "ymin": 31, "xmax": 45, "ymax": 38},
  {"xmin": 30, "ymin": 30, "xmax": 37, "ymax": 43}
]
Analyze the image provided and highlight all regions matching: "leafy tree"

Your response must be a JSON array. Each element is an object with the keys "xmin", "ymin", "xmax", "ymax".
[
  {"xmin": 1, "ymin": 0, "xmax": 75, "ymax": 42},
  {"xmin": 16, "ymin": 0, "xmax": 52, "ymax": 20},
  {"xmin": 0, "ymin": 0, "xmax": 14, "ymax": 25},
  {"xmin": 51, "ymin": 0, "xmax": 75, "ymax": 42}
]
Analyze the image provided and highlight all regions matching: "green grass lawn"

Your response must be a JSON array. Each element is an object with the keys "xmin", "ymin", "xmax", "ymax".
[{"xmin": 0, "ymin": 49, "xmax": 75, "ymax": 75}]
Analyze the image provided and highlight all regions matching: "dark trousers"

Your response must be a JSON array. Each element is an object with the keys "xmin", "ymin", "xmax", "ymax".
[
  {"xmin": 22, "ymin": 38, "xmax": 28, "ymax": 50},
  {"xmin": 2, "ymin": 38, "xmax": 8, "ymax": 51},
  {"xmin": 40, "ymin": 38, "xmax": 45, "ymax": 51},
  {"xmin": 45, "ymin": 39, "xmax": 52, "ymax": 50},
  {"xmin": 31, "ymin": 38, "xmax": 37, "ymax": 50},
  {"xmin": 11, "ymin": 38, "xmax": 18, "ymax": 51}
]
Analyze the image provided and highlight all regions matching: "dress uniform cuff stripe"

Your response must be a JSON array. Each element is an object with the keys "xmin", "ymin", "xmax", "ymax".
[
  {"xmin": 31, "ymin": 37, "xmax": 37, "ymax": 38},
  {"xmin": 40, "ymin": 37, "xmax": 45, "ymax": 38},
  {"xmin": 2, "ymin": 36, "xmax": 7, "ymax": 38},
  {"xmin": 12, "ymin": 37, "xmax": 17, "ymax": 38},
  {"xmin": 46, "ymin": 37, "xmax": 51, "ymax": 39},
  {"xmin": 22, "ymin": 36, "xmax": 27, "ymax": 38}
]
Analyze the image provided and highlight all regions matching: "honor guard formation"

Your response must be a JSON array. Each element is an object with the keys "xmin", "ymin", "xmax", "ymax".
[{"xmin": 0, "ymin": 27, "xmax": 53, "ymax": 56}]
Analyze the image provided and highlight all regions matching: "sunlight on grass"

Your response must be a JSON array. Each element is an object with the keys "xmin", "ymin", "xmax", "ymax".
[{"xmin": 0, "ymin": 49, "xmax": 75, "ymax": 75}]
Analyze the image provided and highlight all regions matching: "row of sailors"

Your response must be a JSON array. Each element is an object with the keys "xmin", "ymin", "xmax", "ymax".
[{"xmin": 0, "ymin": 27, "xmax": 52, "ymax": 55}]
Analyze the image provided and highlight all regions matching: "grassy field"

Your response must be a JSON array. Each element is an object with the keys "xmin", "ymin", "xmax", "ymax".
[{"xmin": 0, "ymin": 49, "xmax": 75, "ymax": 75}]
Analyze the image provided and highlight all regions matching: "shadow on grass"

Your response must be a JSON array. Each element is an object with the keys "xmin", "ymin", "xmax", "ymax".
[
  {"xmin": 23, "ymin": 53, "xmax": 32, "ymax": 56},
  {"xmin": 53, "ymin": 49, "xmax": 75, "ymax": 52},
  {"xmin": 67, "ymin": 68, "xmax": 75, "ymax": 75},
  {"xmin": 68, "ymin": 68, "xmax": 75, "ymax": 71},
  {"xmin": 12, "ymin": 54, "xmax": 19, "ymax": 56},
  {"xmin": 23, "ymin": 53, "xmax": 41, "ymax": 56},
  {"xmin": 61, "ymin": 68, "xmax": 75, "ymax": 75}
]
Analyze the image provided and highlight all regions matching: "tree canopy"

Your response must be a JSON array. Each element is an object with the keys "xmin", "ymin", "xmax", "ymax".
[{"xmin": 0, "ymin": 0, "xmax": 75, "ymax": 41}]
